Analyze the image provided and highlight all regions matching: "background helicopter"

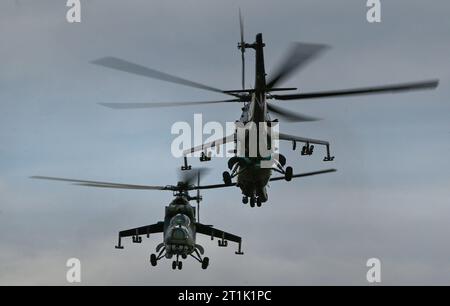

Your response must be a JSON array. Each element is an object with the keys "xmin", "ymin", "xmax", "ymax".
[
  {"xmin": 90, "ymin": 11, "xmax": 438, "ymax": 207},
  {"xmin": 32, "ymin": 169, "xmax": 244, "ymax": 270}
]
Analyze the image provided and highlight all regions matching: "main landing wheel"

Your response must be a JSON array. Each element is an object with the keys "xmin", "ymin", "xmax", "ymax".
[
  {"xmin": 150, "ymin": 254, "xmax": 157, "ymax": 267},
  {"xmin": 223, "ymin": 171, "xmax": 232, "ymax": 185},
  {"xmin": 178, "ymin": 261, "xmax": 183, "ymax": 270},
  {"xmin": 172, "ymin": 261, "xmax": 177, "ymax": 270},
  {"xmin": 242, "ymin": 196, "xmax": 248, "ymax": 204},
  {"xmin": 285, "ymin": 166, "xmax": 293, "ymax": 181},
  {"xmin": 202, "ymin": 257, "xmax": 210, "ymax": 270}
]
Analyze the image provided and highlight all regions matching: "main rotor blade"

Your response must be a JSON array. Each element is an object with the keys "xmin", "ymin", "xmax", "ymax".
[
  {"xmin": 272, "ymin": 79, "xmax": 439, "ymax": 101},
  {"xmin": 99, "ymin": 99, "xmax": 240, "ymax": 109},
  {"xmin": 31, "ymin": 176, "xmax": 171, "ymax": 191},
  {"xmin": 92, "ymin": 57, "xmax": 234, "ymax": 96},
  {"xmin": 193, "ymin": 169, "xmax": 337, "ymax": 190},
  {"xmin": 269, "ymin": 169, "xmax": 337, "ymax": 182},
  {"xmin": 266, "ymin": 43, "xmax": 329, "ymax": 89},
  {"xmin": 194, "ymin": 182, "xmax": 237, "ymax": 190},
  {"xmin": 267, "ymin": 103, "xmax": 320, "ymax": 122}
]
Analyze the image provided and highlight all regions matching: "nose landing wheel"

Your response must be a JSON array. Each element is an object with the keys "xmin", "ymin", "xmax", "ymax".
[
  {"xmin": 172, "ymin": 255, "xmax": 183, "ymax": 270},
  {"xmin": 249, "ymin": 196, "xmax": 262, "ymax": 208},
  {"xmin": 172, "ymin": 260, "xmax": 183, "ymax": 270},
  {"xmin": 256, "ymin": 197, "xmax": 262, "ymax": 207}
]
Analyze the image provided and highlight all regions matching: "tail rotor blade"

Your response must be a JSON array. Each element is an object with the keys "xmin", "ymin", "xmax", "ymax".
[
  {"xmin": 239, "ymin": 9, "xmax": 244, "ymax": 45},
  {"xmin": 239, "ymin": 9, "xmax": 245, "ymax": 90}
]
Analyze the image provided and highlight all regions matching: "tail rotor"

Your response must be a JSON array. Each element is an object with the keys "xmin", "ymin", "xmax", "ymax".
[{"xmin": 238, "ymin": 9, "xmax": 246, "ymax": 90}]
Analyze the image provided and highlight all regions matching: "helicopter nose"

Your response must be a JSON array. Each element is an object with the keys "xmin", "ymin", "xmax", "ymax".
[{"xmin": 172, "ymin": 228, "xmax": 187, "ymax": 240}]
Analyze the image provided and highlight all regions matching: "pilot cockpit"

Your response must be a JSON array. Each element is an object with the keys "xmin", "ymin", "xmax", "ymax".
[{"xmin": 170, "ymin": 213, "xmax": 191, "ymax": 227}]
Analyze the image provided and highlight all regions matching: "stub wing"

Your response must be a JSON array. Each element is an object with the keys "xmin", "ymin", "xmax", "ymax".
[
  {"xmin": 115, "ymin": 222, "xmax": 164, "ymax": 248},
  {"xmin": 278, "ymin": 132, "xmax": 329, "ymax": 146},
  {"xmin": 196, "ymin": 223, "xmax": 244, "ymax": 254},
  {"xmin": 181, "ymin": 131, "xmax": 333, "ymax": 161},
  {"xmin": 182, "ymin": 134, "xmax": 235, "ymax": 157},
  {"xmin": 278, "ymin": 132, "xmax": 334, "ymax": 161}
]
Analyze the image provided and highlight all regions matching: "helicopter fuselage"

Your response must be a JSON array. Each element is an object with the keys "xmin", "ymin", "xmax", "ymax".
[
  {"xmin": 233, "ymin": 33, "xmax": 273, "ymax": 203},
  {"xmin": 162, "ymin": 196, "xmax": 198, "ymax": 258}
]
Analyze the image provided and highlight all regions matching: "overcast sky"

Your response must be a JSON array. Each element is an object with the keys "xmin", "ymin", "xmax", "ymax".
[{"xmin": 0, "ymin": 0, "xmax": 449, "ymax": 285}]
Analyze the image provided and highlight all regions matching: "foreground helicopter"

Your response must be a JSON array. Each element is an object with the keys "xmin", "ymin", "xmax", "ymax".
[
  {"xmin": 91, "ymin": 11, "xmax": 438, "ymax": 207},
  {"xmin": 31, "ymin": 168, "xmax": 336, "ymax": 267},
  {"xmin": 32, "ymin": 170, "xmax": 242, "ymax": 270}
]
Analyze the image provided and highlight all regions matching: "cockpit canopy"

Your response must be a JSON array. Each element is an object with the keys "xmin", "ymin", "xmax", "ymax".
[{"xmin": 170, "ymin": 213, "xmax": 191, "ymax": 227}]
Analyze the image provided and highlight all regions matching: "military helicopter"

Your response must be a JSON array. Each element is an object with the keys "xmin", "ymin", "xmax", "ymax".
[
  {"xmin": 91, "ymin": 11, "xmax": 438, "ymax": 207},
  {"xmin": 32, "ymin": 170, "xmax": 245, "ymax": 270},
  {"xmin": 31, "ymin": 168, "xmax": 336, "ymax": 268}
]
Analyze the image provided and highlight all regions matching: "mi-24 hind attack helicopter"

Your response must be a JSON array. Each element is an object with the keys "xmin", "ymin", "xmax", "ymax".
[
  {"xmin": 31, "ymin": 167, "xmax": 335, "ymax": 269},
  {"xmin": 91, "ymin": 11, "xmax": 439, "ymax": 207}
]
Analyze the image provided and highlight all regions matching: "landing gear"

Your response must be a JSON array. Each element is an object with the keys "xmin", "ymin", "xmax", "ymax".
[
  {"xmin": 256, "ymin": 197, "xmax": 262, "ymax": 207},
  {"xmin": 150, "ymin": 254, "xmax": 157, "ymax": 266},
  {"xmin": 242, "ymin": 196, "xmax": 248, "ymax": 204},
  {"xmin": 150, "ymin": 246, "xmax": 166, "ymax": 267},
  {"xmin": 202, "ymin": 257, "xmax": 210, "ymax": 270},
  {"xmin": 172, "ymin": 259, "xmax": 183, "ymax": 270},
  {"xmin": 191, "ymin": 248, "xmax": 210, "ymax": 270},
  {"xmin": 172, "ymin": 254, "xmax": 184, "ymax": 270},
  {"xmin": 223, "ymin": 171, "xmax": 232, "ymax": 185},
  {"xmin": 285, "ymin": 166, "xmax": 293, "ymax": 181},
  {"xmin": 248, "ymin": 196, "xmax": 263, "ymax": 208}
]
